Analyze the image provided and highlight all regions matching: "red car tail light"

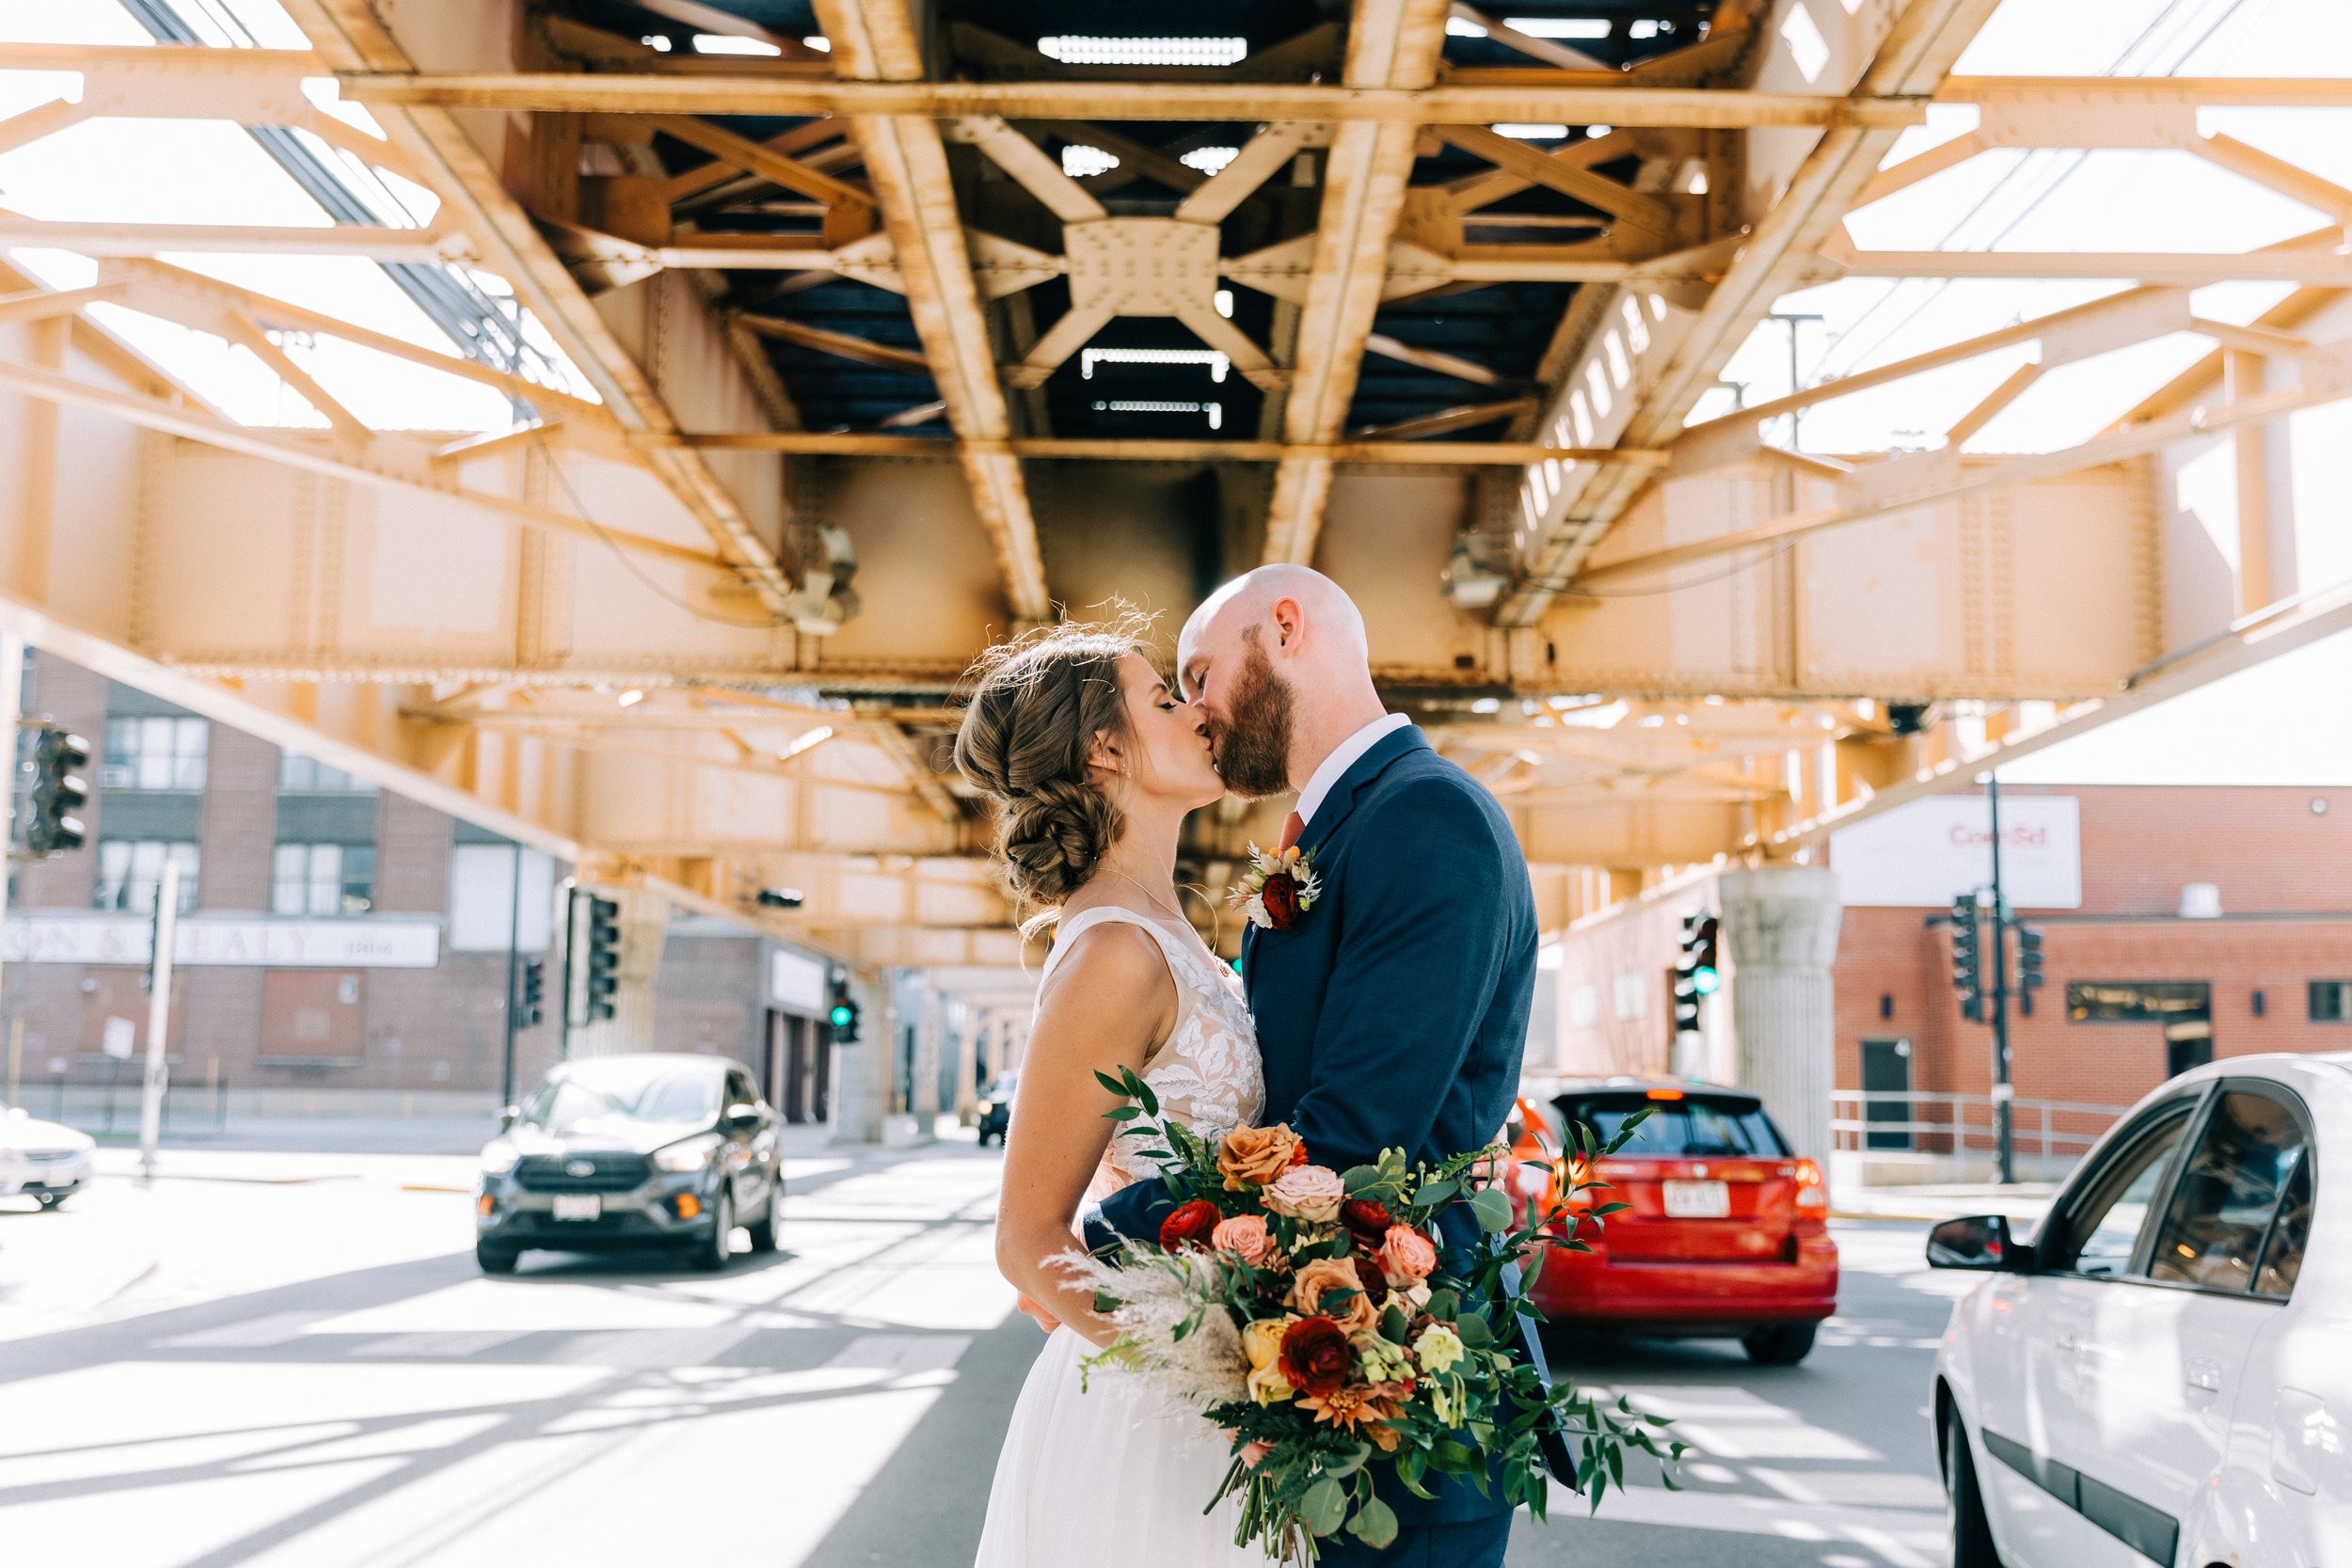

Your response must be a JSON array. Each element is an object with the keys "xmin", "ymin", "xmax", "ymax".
[{"xmin": 1793, "ymin": 1158, "xmax": 1829, "ymax": 1212}]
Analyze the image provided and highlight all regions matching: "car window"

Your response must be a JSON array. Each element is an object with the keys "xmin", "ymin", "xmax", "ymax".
[
  {"xmin": 2147, "ymin": 1090, "xmax": 2308, "ymax": 1294},
  {"xmin": 1554, "ymin": 1095, "xmax": 1788, "ymax": 1157},
  {"xmin": 2047, "ymin": 1103, "xmax": 2193, "ymax": 1276},
  {"xmin": 2256, "ymin": 1156, "xmax": 2312, "ymax": 1298},
  {"xmin": 725, "ymin": 1070, "xmax": 756, "ymax": 1109}
]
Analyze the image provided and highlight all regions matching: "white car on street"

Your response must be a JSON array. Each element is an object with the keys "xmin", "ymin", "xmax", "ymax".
[
  {"xmin": 0, "ymin": 1103, "xmax": 96, "ymax": 1210},
  {"xmin": 1928, "ymin": 1053, "xmax": 2343, "ymax": 1567}
]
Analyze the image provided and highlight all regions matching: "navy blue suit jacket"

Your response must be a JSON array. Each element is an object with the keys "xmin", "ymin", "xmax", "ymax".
[{"xmin": 1094, "ymin": 723, "xmax": 1542, "ymax": 1528}]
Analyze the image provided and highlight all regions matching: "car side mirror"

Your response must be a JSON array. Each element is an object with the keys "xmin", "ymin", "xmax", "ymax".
[
  {"xmin": 1926, "ymin": 1213, "xmax": 2034, "ymax": 1272},
  {"xmin": 498, "ymin": 1104, "xmax": 519, "ymax": 1132},
  {"xmin": 723, "ymin": 1102, "xmax": 760, "ymax": 1132}
]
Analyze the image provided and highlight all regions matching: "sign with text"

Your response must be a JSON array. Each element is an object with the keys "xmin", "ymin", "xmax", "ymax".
[
  {"xmin": 1829, "ymin": 794, "xmax": 2082, "ymax": 910},
  {"xmin": 1, "ymin": 915, "xmax": 443, "ymax": 969},
  {"xmin": 769, "ymin": 947, "xmax": 830, "ymax": 1015}
]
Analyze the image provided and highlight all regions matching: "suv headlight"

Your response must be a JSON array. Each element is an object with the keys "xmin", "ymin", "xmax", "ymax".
[
  {"xmin": 655, "ymin": 1133, "xmax": 722, "ymax": 1173},
  {"xmin": 480, "ymin": 1141, "xmax": 520, "ymax": 1176}
]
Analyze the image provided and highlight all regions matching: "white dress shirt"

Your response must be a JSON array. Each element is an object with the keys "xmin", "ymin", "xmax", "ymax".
[{"xmin": 1294, "ymin": 712, "xmax": 1413, "ymax": 832}]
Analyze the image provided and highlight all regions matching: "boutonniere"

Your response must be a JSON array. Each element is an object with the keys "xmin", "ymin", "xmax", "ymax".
[{"xmin": 1229, "ymin": 843, "xmax": 1321, "ymax": 931}]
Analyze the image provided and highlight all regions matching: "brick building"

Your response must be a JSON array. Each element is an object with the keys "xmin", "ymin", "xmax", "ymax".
[
  {"xmin": 1549, "ymin": 784, "xmax": 2352, "ymax": 1165},
  {"xmin": 2, "ymin": 653, "xmax": 837, "ymax": 1121}
]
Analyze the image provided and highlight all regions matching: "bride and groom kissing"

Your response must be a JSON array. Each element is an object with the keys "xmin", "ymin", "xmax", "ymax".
[{"xmin": 951, "ymin": 564, "xmax": 1558, "ymax": 1568}]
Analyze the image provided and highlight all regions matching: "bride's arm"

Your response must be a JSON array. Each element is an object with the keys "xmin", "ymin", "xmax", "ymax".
[{"xmin": 995, "ymin": 923, "xmax": 1176, "ymax": 1349}]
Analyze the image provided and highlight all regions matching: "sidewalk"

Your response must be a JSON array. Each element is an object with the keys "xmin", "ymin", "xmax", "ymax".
[{"xmin": 1832, "ymin": 1180, "xmax": 2058, "ymax": 1225}]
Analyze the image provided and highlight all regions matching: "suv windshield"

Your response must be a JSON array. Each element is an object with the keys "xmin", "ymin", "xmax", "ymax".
[
  {"xmin": 521, "ymin": 1062, "xmax": 720, "ymax": 1132},
  {"xmin": 1553, "ymin": 1092, "xmax": 1789, "ymax": 1158}
]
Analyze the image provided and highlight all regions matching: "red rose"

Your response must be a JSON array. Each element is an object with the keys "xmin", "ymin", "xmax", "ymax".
[
  {"xmin": 1279, "ymin": 1316, "xmax": 1354, "ymax": 1397},
  {"xmin": 1260, "ymin": 872, "xmax": 1304, "ymax": 929},
  {"xmin": 1159, "ymin": 1199, "xmax": 1223, "ymax": 1250},
  {"xmin": 1342, "ymin": 1199, "xmax": 1392, "ymax": 1245}
]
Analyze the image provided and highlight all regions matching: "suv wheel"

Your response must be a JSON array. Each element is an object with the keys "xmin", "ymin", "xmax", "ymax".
[
  {"xmin": 1740, "ymin": 1323, "xmax": 1818, "ymax": 1365},
  {"xmin": 476, "ymin": 1241, "xmax": 519, "ymax": 1275},
  {"xmin": 690, "ymin": 1189, "xmax": 734, "ymax": 1272},
  {"xmin": 744, "ymin": 1175, "xmax": 780, "ymax": 1253},
  {"xmin": 1943, "ymin": 1402, "xmax": 2003, "ymax": 1568}
]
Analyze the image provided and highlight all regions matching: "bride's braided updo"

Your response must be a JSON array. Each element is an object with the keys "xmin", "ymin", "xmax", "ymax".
[{"xmin": 953, "ymin": 623, "xmax": 1143, "ymax": 908}]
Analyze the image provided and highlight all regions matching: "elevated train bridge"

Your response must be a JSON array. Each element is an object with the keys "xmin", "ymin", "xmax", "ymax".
[{"xmin": 0, "ymin": 0, "xmax": 2344, "ymax": 1129}]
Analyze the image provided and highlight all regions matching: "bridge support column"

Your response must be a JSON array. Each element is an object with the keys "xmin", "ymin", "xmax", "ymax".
[
  {"xmin": 830, "ymin": 971, "xmax": 891, "ymax": 1146},
  {"xmin": 1719, "ymin": 866, "xmax": 1843, "ymax": 1165}
]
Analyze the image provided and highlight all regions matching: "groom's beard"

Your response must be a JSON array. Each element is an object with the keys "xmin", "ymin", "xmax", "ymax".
[{"xmin": 1210, "ymin": 634, "xmax": 1295, "ymax": 800}]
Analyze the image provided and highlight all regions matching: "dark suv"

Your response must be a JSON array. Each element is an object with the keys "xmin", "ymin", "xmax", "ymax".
[{"xmin": 475, "ymin": 1054, "xmax": 782, "ymax": 1274}]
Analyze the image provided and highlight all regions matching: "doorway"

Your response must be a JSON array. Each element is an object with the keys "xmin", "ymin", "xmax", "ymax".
[
  {"xmin": 765, "ymin": 1011, "xmax": 832, "ymax": 1125},
  {"xmin": 1860, "ymin": 1037, "xmax": 1913, "ymax": 1150}
]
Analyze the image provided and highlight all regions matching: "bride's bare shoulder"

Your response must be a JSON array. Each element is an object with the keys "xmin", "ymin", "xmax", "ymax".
[{"xmin": 1037, "ymin": 917, "xmax": 1172, "ymax": 1018}]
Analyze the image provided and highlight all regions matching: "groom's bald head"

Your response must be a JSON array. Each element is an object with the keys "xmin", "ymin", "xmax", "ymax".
[{"xmin": 1179, "ymin": 566, "xmax": 1386, "ymax": 798}]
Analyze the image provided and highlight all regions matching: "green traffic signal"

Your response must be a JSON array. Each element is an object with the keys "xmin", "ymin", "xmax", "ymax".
[
  {"xmin": 1692, "ymin": 967, "xmax": 1720, "ymax": 997},
  {"xmin": 828, "ymin": 1002, "xmax": 855, "ymax": 1029}
]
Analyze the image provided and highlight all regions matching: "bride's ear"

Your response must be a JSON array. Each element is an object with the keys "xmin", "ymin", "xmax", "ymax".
[{"xmin": 1085, "ymin": 728, "xmax": 1126, "ymax": 781}]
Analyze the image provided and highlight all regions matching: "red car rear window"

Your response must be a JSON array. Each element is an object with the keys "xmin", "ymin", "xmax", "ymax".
[{"xmin": 1552, "ymin": 1094, "xmax": 1790, "ymax": 1159}]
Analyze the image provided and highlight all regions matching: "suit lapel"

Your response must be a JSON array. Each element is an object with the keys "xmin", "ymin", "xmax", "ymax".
[{"xmin": 1295, "ymin": 724, "xmax": 1429, "ymax": 859}]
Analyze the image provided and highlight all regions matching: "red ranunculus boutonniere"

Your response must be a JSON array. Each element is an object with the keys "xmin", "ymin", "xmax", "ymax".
[{"xmin": 1228, "ymin": 843, "xmax": 1321, "ymax": 931}]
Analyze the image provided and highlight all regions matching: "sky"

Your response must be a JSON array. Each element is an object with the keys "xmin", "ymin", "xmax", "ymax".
[{"xmin": 4, "ymin": 0, "xmax": 2351, "ymax": 784}]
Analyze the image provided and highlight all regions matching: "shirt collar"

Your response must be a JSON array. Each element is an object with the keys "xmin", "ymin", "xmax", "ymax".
[{"xmin": 1295, "ymin": 713, "xmax": 1411, "ymax": 830}]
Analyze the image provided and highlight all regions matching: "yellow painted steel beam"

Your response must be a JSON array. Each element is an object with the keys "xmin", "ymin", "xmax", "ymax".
[{"xmin": 650, "ymin": 433, "xmax": 1667, "ymax": 465}]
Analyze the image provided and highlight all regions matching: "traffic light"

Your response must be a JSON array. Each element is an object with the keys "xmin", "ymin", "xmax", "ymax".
[
  {"xmin": 1950, "ymin": 894, "xmax": 1984, "ymax": 1021},
  {"xmin": 2014, "ymin": 926, "xmax": 2045, "ymax": 1016},
  {"xmin": 827, "ymin": 980, "xmax": 861, "ymax": 1044},
  {"xmin": 1673, "ymin": 912, "xmax": 1720, "ymax": 1036},
  {"xmin": 25, "ymin": 728, "xmax": 89, "ymax": 858},
  {"xmin": 519, "ymin": 957, "xmax": 546, "ymax": 1028},
  {"xmin": 582, "ymin": 895, "xmax": 619, "ymax": 1022}
]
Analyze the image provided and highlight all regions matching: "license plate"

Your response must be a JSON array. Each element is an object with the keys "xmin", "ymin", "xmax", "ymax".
[
  {"xmin": 1663, "ymin": 1180, "xmax": 1730, "ymax": 1218},
  {"xmin": 551, "ymin": 1195, "xmax": 601, "ymax": 1221}
]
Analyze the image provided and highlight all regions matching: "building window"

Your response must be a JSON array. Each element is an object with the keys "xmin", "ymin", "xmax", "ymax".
[
  {"xmin": 2066, "ymin": 981, "xmax": 2212, "ymax": 1023},
  {"xmin": 2310, "ymin": 982, "xmax": 2352, "ymax": 1022},
  {"xmin": 1612, "ymin": 971, "xmax": 1648, "ymax": 1021},
  {"xmin": 94, "ymin": 840, "xmax": 199, "ymax": 913},
  {"xmin": 1566, "ymin": 984, "xmax": 1598, "ymax": 1029},
  {"xmin": 99, "ymin": 717, "xmax": 207, "ymax": 791},
  {"xmin": 272, "ymin": 843, "xmax": 375, "ymax": 915},
  {"xmin": 278, "ymin": 752, "xmax": 379, "ymax": 793}
]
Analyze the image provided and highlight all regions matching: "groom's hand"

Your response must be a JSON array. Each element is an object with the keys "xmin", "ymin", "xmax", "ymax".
[{"xmin": 1016, "ymin": 1292, "xmax": 1061, "ymax": 1333}]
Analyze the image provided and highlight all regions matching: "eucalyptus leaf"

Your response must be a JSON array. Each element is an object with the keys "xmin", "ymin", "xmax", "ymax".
[
  {"xmin": 1425, "ymin": 1288, "xmax": 1459, "ymax": 1322},
  {"xmin": 1454, "ymin": 1312, "xmax": 1493, "ymax": 1347},
  {"xmin": 1469, "ymin": 1186, "xmax": 1514, "ymax": 1233},
  {"xmin": 1350, "ymin": 1496, "xmax": 1399, "ymax": 1549},
  {"xmin": 1342, "ymin": 1164, "xmax": 1383, "ymax": 1195},
  {"xmin": 1379, "ymin": 1304, "xmax": 1410, "ymax": 1342},
  {"xmin": 1301, "ymin": 1478, "xmax": 1348, "ymax": 1536},
  {"xmin": 1413, "ymin": 1179, "xmax": 1457, "ymax": 1208}
]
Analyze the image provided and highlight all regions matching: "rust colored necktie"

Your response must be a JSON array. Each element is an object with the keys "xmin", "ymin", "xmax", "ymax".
[{"xmin": 1279, "ymin": 811, "xmax": 1305, "ymax": 851}]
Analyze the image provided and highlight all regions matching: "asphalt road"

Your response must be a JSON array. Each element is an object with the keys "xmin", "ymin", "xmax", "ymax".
[{"xmin": 0, "ymin": 1136, "xmax": 1965, "ymax": 1568}]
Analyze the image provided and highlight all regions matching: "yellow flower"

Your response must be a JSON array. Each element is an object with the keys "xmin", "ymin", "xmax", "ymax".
[
  {"xmin": 1242, "ymin": 1317, "xmax": 1293, "ymax": 1372},
  {"xmin": 1413, "ymin": 1323, "xmax": 1466, "ymax": 1375},
  {"xmin": 1247, "ymin": 1363, "xmax": 1295, "ymax": 1405}
]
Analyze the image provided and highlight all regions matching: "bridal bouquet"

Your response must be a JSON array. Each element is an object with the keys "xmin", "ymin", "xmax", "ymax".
[{"xmin": 1070, "ymin": 1069, "xmax": 1684, "ymax": 1562}]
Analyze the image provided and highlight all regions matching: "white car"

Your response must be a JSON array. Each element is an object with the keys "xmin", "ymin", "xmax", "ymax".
[
  {"xmin": 0, "ymin": 1103, "xmax": 95, "ymax": 1210},
  {"xmin": 1929, "ymin": 1053, "xmax": 2343, "ymax": 1568}
]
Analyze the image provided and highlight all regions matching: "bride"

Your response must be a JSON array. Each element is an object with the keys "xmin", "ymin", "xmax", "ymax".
[{"xmin": 955, "ymin": 623, "xmax": 1265, "ymax": 1567}]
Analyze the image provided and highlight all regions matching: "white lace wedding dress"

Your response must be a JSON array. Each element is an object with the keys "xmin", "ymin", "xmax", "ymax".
[{"xmin": 974, "ymin": 905, "xmax": 1267, "ymax": 1568}]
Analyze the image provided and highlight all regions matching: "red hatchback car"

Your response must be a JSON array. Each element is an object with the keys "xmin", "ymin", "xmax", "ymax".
[{"xmin": 1508, "ymin": 1082, "xmax": 1837, "ymax": 1365}]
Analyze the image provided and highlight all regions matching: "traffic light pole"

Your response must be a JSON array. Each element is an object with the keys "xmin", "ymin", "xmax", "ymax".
[
  {"xmin": 500, "ymin": 841, "xmax": 522, "ymax": 1110},
  {"xmin": 1986, "ymin": 773, "xmax": 2015, "ymax": 1185}
]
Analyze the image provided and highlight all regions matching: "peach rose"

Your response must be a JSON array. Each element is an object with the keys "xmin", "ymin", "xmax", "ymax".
[
  {"xmin": 1288, "ymin": 1257, "xmax": 1380, "ymax": 1335},
  {"xmin": 1263, "ymin": 1164, "xmax": 1346, "ymax": 1224},
  {"xmin": 1375, "ymin": 1225, "xmax": 1438, "ymax": 1288},
  {"xmin": 1217, "ymin": 1124, "xmax": 1303, "ymax": 1189},
  {"xmin": 1211, "ymin": 1213, "xmax": 1270, "ymax": 1263}
]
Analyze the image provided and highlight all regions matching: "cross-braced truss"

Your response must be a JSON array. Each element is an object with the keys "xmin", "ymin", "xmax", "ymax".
[{"xmin": 1, "ymin": 0, "xmax": 2348, "ymax": 960}]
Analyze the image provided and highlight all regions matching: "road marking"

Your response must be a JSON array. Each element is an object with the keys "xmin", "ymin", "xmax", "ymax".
[
  {"xmin": 1552, "ymin": 1481, "xmax": 1947, "ymax": 1555},
  {"xmin": 160, "ymin": 1311, "xmax": 323, "ymax": 1349},
  {"xmin": 355, "ymin": 1329, "xmax": 531, "ymax": 1358}
]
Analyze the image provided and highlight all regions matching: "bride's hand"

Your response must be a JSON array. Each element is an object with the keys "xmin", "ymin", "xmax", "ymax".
[{"xmin": 1016, "ymin": 1292, "xmax": 1062, "ymax": 1333}]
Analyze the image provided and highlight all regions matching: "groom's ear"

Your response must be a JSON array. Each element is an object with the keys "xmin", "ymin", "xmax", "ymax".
[{"xmin": 1266, "ymin": 596, "xmax": 1306, "ymax": 652}]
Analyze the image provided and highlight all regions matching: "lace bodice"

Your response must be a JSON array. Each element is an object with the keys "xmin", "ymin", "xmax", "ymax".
[{"xmin": 1039, "ymin": 906, "xmax": 1263, "ymax": 1196}]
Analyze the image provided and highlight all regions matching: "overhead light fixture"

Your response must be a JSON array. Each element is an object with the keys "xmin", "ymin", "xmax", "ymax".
[
  {"xmin": 1037, "ymin": 35, "xmax": 1247, "ymax": 66},
  {"xmin": 1500, "ymin": 17, "xmax": 1612, "ymax": 38},
  {"xmin": 1081, "ymin": 348, "xmax": 1229, "ymax": 383},
  {"xmin": 1494, "ymin": 123, "xmax": 1570, "ymax": 140},
  {"xmin": 617, "ymin": 689, "xmax": 644, "ymax": 707},
  {"xmin": 1060, "ymin": 145, "xmax": 1120, "ymax": 179},
  {"xmin": 802, "ymin": 35, "xmax": 830, "ymax": 52},
  {"xmin": 691, "ymin": 33, "xmax": 781, "ymax": 55},
  {"xmin": 1181, "ymin": 146, "xmax": 1241, "ymax": 175},
  {"xmin": 778, "ymin": 725, "xmax": 834, "ymax": 760}
]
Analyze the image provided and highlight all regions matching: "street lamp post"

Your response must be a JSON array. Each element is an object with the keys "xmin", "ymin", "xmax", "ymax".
[{"xmin": 1984, "ymin": 773, "xmax": 2015, "ymax": 1185}]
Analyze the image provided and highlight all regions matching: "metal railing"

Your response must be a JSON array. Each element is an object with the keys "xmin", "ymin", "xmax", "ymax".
[{"xmin": 1830, "ymin": 1089, "xmax": 2129, "ymax": 1164}]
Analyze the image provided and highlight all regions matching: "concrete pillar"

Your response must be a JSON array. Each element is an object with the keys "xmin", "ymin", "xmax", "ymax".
[
  {"xmin": 950, "ymin": 996, "xmax": 978, "ymax": 1123},
  {"xmin": 565, "ymin": 886, "xmax": 668, "ymax": 1058},
  {"xmin": 1718, "ymin": 866, "xmax": 1842, "ymax": 1164},
  {"xmin": 911, "ymin": 982, "xmax": 942, "ymax": 1119},
  {"xmin": 829, "ymin": 971, "xmax": 890, "ymax": 1146}
]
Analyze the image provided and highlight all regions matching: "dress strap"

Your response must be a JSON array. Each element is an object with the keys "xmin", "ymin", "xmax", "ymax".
[{"xmin": 1040, "ymin": 905, "xmax": 1193, "ymax": 990}]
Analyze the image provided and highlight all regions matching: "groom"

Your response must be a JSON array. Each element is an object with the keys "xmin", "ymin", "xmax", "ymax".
[{"xmin": 1087, "ymin": 563, "xmax": 1543, "ymax": 1567}]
